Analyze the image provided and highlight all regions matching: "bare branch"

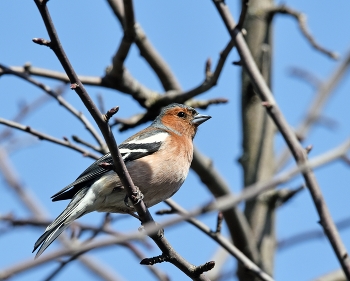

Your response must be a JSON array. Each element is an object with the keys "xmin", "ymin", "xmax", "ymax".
[
  {"xmin": 288, "ymin": 67, "xmax": 322, "ymax": 89},
  {"xmin": 0, "ymin": 237, "xmax": 134, "ymax": 280},
  {"xmin": 237, "ymin": 0, "xmax": 249, "ymax": 29},
  {"xmin": 1, "ymin": 215, "xmax": 169, "ymax": 280},
  {"xmin": 191, "ymin": 147, "xmax": 260, "ymax": 263},
  {"xmin": 7, "ymin": 64, "xmax": 102, "ymax": 85},
  {"xmin": 106, "ymin": 0, "xmax": 181, "ymax": 91},
  {"xmin": 0, "ymin": 118, "xmax": 100, "ymax": 160},
  {"xmin": 72, "ymin": 135, "xmax": 103, "ymax": 154},
  {"xmin": 108, "ymin": 0, "xmax": 136, "ymax": 79},
  {"xmin": 212, "ymin": 2, "xmax": 350, "ymax": 277},
  {"xmin": 277, "ymin": 49, "xmax": 350, "ymax": 169},
  {"xmin": 7, "ymin": 32, "xmax": 232, "ymax": 127},
  {"xmin": 153, "ymin": 38, "xmax": 236, "ymax": 106},
  {"xmin": 112, "ymin": 38, "xmax": 235, "ymax": 131},
  {"xmin": 267, "ymin": 5, "xmax": 338, "ymax": 60},
  {"xmin": 0, "ymin": 94, "xmax": 52, "ymax": 142},
  {"xmin": 278, "ymin": 216, "xmax": 350, "ymax": 251},
  {"xmin": 312, "ymin": 269, "xmax": 346, "ymax": 281},
  {"xmin": 164, "ymin": 200, "xmax": 275, "ymax": 281},
  {"xmin": 215, "ymin": 212, "xmax": 224, "ymax": 234},
  {"xmin": 0, "ymin": 64, "xmax": 107, "ymax": 152}
]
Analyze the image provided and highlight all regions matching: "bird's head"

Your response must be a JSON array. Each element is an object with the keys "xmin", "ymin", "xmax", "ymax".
[{"xmin": 153, "ymin": 103, "xmax": 211, "ymax": 139}]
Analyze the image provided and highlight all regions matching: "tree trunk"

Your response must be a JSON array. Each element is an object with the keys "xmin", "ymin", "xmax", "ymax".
[{"xmin": 238, "ymin": 0, "xmax": 276, "ymax": 280}]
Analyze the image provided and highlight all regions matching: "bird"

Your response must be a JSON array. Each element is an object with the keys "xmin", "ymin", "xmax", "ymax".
[{"xmin": 33, "ymin": 103, "xmax": 211, "ymax": 257}]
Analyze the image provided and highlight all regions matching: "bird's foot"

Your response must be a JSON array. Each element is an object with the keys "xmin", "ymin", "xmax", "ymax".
[
  {"xmin": 123, "ymin": 186, "xmax": 144, "ymax": 208},
  {"xmin": 131, "ymin": 186, "xmax": 144, "ymax": 205}
]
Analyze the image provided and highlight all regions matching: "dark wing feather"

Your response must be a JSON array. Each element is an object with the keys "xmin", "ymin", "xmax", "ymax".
[
  {"xmin": 51, "ymin": 132, "xmax": 166, "ymax": 201},
  {"xmin": 51, "ymin": 153, "xmax": 113, "ymax": 200}
]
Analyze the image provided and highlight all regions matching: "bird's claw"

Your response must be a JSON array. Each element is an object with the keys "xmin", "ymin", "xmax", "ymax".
[
  {"xmin": 124, "ymin": 194, "xmax": 132, "ymax": 208},
  {"xmin": 124, "ymin": 186, "xmax": 144, "ymax": 208},
  {"xmin": 131, "ymin": 187, "xmax": 144, "ymax": 205}
]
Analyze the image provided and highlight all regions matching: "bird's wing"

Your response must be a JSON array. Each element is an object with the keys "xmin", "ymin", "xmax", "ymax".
[{"xmin": 51, "ymin": 130, "xmax": 169, "ymax": 201}]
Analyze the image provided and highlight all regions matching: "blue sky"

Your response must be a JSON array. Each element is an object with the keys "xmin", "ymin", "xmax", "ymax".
[{"xmin": 1, "ymin": 1, "xmax": 350, "ymax": 281}]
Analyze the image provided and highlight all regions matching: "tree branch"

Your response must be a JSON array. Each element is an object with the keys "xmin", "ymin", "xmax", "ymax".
[
  {"xmin": 191, "ymin": 147, "xmax": 260, "ymax": 263},
  {"xmin": 267, "ymin": 5, "xmax": 338, "ymax": 60},
  {"xmin": 0, "ymin": 118, "xmax": 100, "ymax": 160},
  {"xmin": 164, "ymin": 200, "xmax": 274, "ymax": 281},
  {"xmin": 106, "ymin": 0, "xmax": 182, "ymax": 91},
  {"xmin": 108, "ymin": 0, "xmax": 136, "ymax": 81},
  {"xmin": 278, "ymin": 216, "xmax": 350, "ymax": 251},
  {"xmin": 112, "ymin": 38, "xmax": 235, "ymax": 131},
  {"xmin": 277, "ymin": 49, "xmax": 350, "ymax": 169},
  {"xmin": 0, "ymin": 64, "xmax": 107, "ymax": 153}
]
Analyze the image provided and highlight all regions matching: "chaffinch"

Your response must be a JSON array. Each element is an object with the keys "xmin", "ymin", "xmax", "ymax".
[{"xmin": 33, "ymin": 103, "xmax": 211, "ymax": 257}]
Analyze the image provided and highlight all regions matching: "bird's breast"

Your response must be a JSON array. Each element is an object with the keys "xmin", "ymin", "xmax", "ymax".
[
  {"xmin": 92, "ymin": 139, "xmax": 193, "ymax": 213},
  {"xmin": 127, "ymin": 141, "xmax": 193, "ymax": 207}
]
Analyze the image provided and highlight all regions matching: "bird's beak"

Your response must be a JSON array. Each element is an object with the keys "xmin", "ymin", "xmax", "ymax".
[{"xmin": 192, "ymin": 114, "xmax": 211, "ymax": 126}]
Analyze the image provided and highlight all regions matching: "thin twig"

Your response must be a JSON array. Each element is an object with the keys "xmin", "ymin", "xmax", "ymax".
[
  {"xmin": 288, "ymin": 67, "xmax": 322, "ymax": 89},
  {"xmin": 106, "ymin": 0, "xmax": 181, "ymax": 91},
  {"xmin": 278, "ymin": 216, "xmax": 350, "ymax": 250},
  {"xmin": 0, "ymin": 91, "xmax": 60, "ymax": 142},
  {"xmin": 277, "ymin": 49, "xmax": 350, "ymax": 169},
  {"xmin": 237, "ymin": 0, "xmax": 249, "ymax": 29},
  {"xmin": 164, "ymin": 200, "xmax": 274, "ymax": 281},
  {"xmin": 7, "ymin": 33, "xmax": 232, "ymax": 124},
  {"xmin": 267, "ymin": 5, "xmax": 338, "ymax": 60},
  {"xmin": 0, "ymin": 118, "xmax": 100, "ymax": 160},
  {"xmin": 312, "ymin": 268, "xmax": 345, "ymax": 281},
  {"xmin": 0, "ymin": 64, "xmax": 107, "ymax": 153},
  {"xmin": 72, "ymin": 135, "xmax": 103, "ymax": 154},
  {"xmin": 151, "ymin": 38, "xmax": 236, "ymax": 106},
  {"xmin": 108, "ymin": 0, "xmax": 136, "ymax": 79},
  {"xmin": 7, "ymin": 64, "xmax": 102, "ymax": 85}
]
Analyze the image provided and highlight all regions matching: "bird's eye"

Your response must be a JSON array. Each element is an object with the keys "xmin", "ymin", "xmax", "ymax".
[{"xmin": 177, "ymin": 111, "xmax": 186, "ymax": 118}]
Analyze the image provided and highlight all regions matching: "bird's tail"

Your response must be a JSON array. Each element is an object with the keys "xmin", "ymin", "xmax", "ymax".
[{"xmin": 33, "ymin": 187, "xmax": 92, "ymax": 258}]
